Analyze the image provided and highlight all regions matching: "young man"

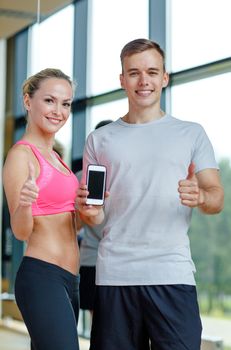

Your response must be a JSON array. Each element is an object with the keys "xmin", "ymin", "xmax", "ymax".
[{"xmin": 76, "ymin": 38, "xmax": 224, "ymax": 350}]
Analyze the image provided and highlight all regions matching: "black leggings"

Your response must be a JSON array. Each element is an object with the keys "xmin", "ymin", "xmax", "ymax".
[{"xmin": 15, "ymin": 256, "xmax": 80, "ymax": 350}]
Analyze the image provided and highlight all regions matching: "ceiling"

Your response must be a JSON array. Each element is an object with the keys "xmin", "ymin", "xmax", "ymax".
[{"xmin": 0, "ymin": 0, "xmax": 73, "ymax": 39}]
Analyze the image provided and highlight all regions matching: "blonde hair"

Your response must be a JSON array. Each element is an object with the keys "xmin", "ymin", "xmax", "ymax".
[{"xmin": 22, "ymin": 68, "xmax": 75, "ymax": 97}]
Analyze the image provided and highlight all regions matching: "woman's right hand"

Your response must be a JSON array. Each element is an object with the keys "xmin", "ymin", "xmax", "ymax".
[
  {"xmin": 19, "ymin": 162, "xmax": 39, "ymax": 207},
  {"xmin": 3, "ymin": 149, "xmax": 39, "ymax": 240}
]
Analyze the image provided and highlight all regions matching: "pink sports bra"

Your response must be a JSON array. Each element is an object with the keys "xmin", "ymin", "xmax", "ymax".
[{"xmin": 16, "ymin": 140, "xmax": 79, "ymax": 216}]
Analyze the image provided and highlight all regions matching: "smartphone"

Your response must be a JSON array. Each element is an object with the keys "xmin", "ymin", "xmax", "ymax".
[{"xmin": 86, "ymin": 164, "xmax": 107, "ymax": 206}]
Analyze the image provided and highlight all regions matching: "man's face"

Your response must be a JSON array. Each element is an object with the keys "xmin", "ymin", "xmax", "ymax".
[{"xmin": 120, "ymin": 49, "xmax": 169, "ymax": 110}]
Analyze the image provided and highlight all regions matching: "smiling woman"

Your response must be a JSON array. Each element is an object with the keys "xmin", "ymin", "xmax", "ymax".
[
  {"xmin": 23, "ymin": 70, "xmax": 73, "ymax": 131},
  {"xmin": 2, "ymin": 68, "xmax": 81, "ymax": 350}
]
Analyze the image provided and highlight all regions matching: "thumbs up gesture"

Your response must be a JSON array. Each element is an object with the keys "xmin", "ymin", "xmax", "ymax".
[
  {"xmin": 19, "ymin": 162, "xmax": 39, "ymax": 207},
  {"xmin": 178, "ymin": 162, "xmax": 201, "ymax": 208}
]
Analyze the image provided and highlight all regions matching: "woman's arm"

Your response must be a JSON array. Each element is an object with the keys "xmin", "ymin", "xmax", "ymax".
[{"xmin": 3, "ymin": 147, "xmax": 39, "ymax": 240}]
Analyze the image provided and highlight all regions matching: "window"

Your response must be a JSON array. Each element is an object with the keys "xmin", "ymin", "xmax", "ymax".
[
  {"xmin": 169, "ymin": 0, "xmax": 231, "ymax": 72},
  {"xmin": 88, "ymin": 0, "xmax": 149, "ymax": 95}
]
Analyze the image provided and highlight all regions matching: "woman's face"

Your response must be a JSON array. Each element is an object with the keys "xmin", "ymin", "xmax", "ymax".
[{"xmin": 24, "ymin": 77, "xmax": 73, "ymax": 134}]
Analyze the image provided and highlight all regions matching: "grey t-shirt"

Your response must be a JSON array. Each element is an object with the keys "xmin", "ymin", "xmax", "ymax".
[{"xmin": 82, "ymin": 114, "xmax": 218, "ymax": 286}]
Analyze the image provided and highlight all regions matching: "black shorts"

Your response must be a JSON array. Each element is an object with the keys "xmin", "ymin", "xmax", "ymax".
[
  {"xmin": 90, "ymin": 285, "xmax": 202, "ymax": 350},
  {"xmin": 79, "ymin": 266, "xmax": 96, "ymax": 310}
]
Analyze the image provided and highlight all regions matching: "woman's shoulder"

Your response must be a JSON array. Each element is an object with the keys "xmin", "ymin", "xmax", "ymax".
[
  {"xmin": 7, "ymin": 142, "xmax": 32, "ymax": 161},
  {"xmin": 3, "ymin": 141, "xmax": 34, "ymax": 175}
]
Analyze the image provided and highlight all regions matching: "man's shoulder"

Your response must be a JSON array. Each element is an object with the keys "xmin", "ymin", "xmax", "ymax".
[{"xmin": 169, "ymin": 115, "xmax": 204, "ymax": 131}]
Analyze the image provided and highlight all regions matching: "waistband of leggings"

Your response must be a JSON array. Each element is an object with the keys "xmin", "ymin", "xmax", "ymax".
[{"xmin": 20, "ymin": 256, "xmax": 80, "ymax": 284}]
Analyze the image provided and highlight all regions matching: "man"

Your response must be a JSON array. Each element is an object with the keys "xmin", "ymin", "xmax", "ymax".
[{"xmin": 76, "ymin": 38, "xmax": 224, "ymax": 350}]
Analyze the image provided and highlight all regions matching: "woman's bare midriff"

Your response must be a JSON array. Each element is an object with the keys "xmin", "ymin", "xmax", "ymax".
[{"xmin": 24, "ymin": 212, "xmax": 79, "ymax": 275}]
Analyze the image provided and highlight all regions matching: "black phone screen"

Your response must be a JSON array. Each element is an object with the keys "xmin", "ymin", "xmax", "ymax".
[{"xmin": 88, "ymin": 170, "xmax": 105, "ymax": 199}]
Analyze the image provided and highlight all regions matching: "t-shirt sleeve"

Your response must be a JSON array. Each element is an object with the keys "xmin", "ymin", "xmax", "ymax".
[
  {"xmin": 192, "ymin": 124, "xmax": 219, "ymax": 173},
  {"xmin": 82, "ymin": 133, "xmax": 98, "ymax": 184}
]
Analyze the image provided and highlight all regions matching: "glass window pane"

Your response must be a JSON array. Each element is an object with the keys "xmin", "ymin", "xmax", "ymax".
[
  {"xmin": 29, "ymin": 5, "xmax": 74, "ymax": 76},
  {"xmin": 169, "ymin": 0, "xmax": 231, "ymax": 72},
  {"xmin": 171, "ymin": 73, "xmax": 231, "ymax": 161},
  {"xmin": 88, "ymin": 0, "xmax": 149, "ymax": 95},
  {"xmin": 28, "ymin": 5, "xmax": 74, "ymax": 164},
  {"xmin": 87, "ymin": 99, "xmax": 128, "ymax": 135}
]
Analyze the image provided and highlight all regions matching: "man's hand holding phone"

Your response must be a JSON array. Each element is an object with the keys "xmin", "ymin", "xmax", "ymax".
[{"xmin": 75, "ymin": 164, "xmax": 109, "ymax": 225}]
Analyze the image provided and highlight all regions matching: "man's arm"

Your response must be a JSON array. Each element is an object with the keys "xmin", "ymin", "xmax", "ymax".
[
  {"xmin": 76, "ymin": 184, "xmax": 108, "ymax": 226},
  {"xmin": 178, "ymin": 162, "xmax": 224, "ymax": 214}
]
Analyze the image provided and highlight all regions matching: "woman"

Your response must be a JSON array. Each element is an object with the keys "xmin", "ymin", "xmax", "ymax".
[{"xmin": 3, "ymin": 68, "xmax": 103, "ymax": 350}]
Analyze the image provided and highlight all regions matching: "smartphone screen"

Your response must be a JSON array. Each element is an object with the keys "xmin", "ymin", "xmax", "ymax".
[
  {"xmin": 88, "ymin": 170, "xmax": 105, "ymax": 199},
  {"xmin": 86, "ymin": 165, "xmax": 106, "ymax": 205}
]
